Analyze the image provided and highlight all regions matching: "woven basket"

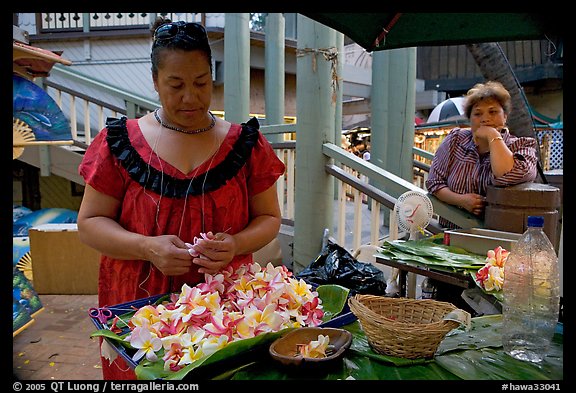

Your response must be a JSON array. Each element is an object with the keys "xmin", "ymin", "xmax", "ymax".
[{"xmin": 348, "ymin": 294, "xmax": 460, "ymax": 359}]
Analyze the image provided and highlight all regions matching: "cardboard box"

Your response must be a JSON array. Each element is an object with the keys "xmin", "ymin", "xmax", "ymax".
[{"xmin": 29, "ymin": 223, "xmax": 100, "ymax": 294}]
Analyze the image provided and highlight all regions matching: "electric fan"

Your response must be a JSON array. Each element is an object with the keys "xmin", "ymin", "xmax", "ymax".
[
  {"xmin": 385, "ymin": 190, "xmax": 434, "ymax": 296},
  {"xmin": 395, "ymin": 190, "xmax": 434, "ymax": 240}
]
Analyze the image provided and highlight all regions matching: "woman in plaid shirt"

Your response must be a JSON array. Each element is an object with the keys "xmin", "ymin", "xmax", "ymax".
[{"xmin": 425, "ymin": 81, "xmax": 538, "ymax": 229}]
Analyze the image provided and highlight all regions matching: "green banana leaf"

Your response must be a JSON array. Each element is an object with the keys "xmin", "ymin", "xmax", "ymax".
[
  {"xmin": 140, "ymin": 328, "xmax": 289, "ymax": 380},
  {"xmin": 317, "ymin": 284, "xmax": 350, "ymax": 321},
  {"xmin": 194, "ymin": 320, "xmax": 454, "ymax": 381},
  {"xmin": 219, "ymin": 320, "xmax": 458, "ymax": 380},
  {"xmin": 435, "ymin": 315, "xmax": 563, "ymax": 380},
  {"xmin": 207, "ymin": 316, "xmax": 563, "ymax": 381},
  {"xmin": 378, "ymin": 239, "xmax": 487, "ymax": 272},
  {"xmin": 468, "ymin": 270, "xmax": 504, "ymax": 302}
]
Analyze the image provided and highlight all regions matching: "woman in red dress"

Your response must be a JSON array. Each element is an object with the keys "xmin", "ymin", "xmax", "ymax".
[{"xmin": 77, "ymin": 17, "xmax": 285, "ymax": 380}]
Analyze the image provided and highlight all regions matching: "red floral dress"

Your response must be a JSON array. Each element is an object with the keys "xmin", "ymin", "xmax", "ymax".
[{"xmin": 79, "ymin": 116, "xmax": 285, "ymax": 379}]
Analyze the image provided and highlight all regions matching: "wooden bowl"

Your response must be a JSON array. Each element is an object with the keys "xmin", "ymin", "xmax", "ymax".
[{"xmin": 269, "ymin": 327, "xmax": 353, "ymax": 367}]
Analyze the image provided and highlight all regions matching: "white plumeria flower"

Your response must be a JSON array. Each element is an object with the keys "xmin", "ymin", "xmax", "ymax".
[
  {"xmin": 127, "ymin": 326, "xmax": 163, "ymax": 362},
  {"xmin": 484, "ymin": 265, "xmax": 505, "ymax": 292},
  {"xmin": 299, "ymin": 334, "xmax": 330, "ymax": 358},
  {"xmin": 199, "ymin": 334, "xmax": 230, "ymax": 357}
]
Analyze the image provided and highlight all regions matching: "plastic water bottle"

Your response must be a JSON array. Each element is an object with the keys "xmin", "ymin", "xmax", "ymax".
[{"xmin": 502, "ymin": 216, "xmax": 560, "ymax": 363}]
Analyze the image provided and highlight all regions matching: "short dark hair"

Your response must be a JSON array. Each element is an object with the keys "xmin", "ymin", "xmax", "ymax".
[
  {"xmin": 150, "ymin": 17, "xmax": 213, "ymax": 77},
  {"xmin": 463, "ymin": 81, "xmax": 512, "ymax": 118}
]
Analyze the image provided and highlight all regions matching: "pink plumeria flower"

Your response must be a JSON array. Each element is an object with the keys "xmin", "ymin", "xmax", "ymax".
[
  {"xmin": 177, "ymin": 286, "xmax": 210, "ymax": 324},
  {"xmin": 300, "ymin": 297, "xmax": 325, "ymax": 326},
  {"xmin": 477, "ymin": 246, "xmax": 509, "ymax": 291},
  {"xmin": 186, "ymin": 231, "xmax": 216, "ymax": 258},
  {"xmin": 162, "ymin": 342, "xmax": 185, "ymax": 372},
  {"xmin": 485, "ymin": 246, "xmax": 509, "ymax": 268},
  {"xmin": 260, "ymin": 271, "xmax": 288, "ymax": 300},
  {"xmin": 203, "ymin": 309, "xmax": 244, "ymax": 340},
  {"xmin": 158, "ymin": 316, "xmax": 187, "ymax": 337},
  {"xmin": 476, "ymin": 265, "xmax": 490, "ymax": 287},
  {"xmin": 197, "ymin": 273, "xmax": 226, "ymax": 294}
]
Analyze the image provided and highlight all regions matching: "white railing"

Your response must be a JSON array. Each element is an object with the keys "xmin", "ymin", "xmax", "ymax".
[
  {"xmin": 271, "ymin": 146, "xmax": 296, "ymax": 222},
  {"xmin": 39, "ymin": 13, "xmax": 202, "ymax": 31},
  {"xmin": 46, "ymin": 83, "xmax": 125, "ymax": 148}
]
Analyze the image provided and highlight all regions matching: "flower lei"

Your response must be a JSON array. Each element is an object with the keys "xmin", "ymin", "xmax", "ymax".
[
  {"xmin": 475, "ymin": 246, "xmax": 509, "ymax": 292},
  {"xmin": 124, "ymin": 262, "xmax": 324, "ymax": 372}
]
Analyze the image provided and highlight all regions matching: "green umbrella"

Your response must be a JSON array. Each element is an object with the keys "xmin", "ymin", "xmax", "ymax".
[{"xmin": 300, "ymin": 13, "xmax": 561, "ymax": 52}]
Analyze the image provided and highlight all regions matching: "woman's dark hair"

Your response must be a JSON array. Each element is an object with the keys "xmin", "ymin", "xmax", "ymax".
[{"xmin": 150, "ymin": 17, "xmax": 213, "ymax": 77}]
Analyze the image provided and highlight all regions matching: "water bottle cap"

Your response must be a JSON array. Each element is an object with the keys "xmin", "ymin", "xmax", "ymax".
[{"xmin": 527, "ymin": 215, "xmax": 544, "ymax": 227}]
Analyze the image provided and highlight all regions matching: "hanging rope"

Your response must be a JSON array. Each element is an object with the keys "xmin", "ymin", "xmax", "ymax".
[{"xmin": 296, "ymin": 46, "xmax": 340, "ymax": 103}]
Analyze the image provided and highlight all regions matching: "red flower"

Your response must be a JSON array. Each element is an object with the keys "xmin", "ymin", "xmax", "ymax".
[{"xmin": 476, "ymin": 265, "xmax": 490, "ymax": 285}]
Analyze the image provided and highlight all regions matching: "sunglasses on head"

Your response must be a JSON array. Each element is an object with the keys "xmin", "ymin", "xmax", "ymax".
[{"xmin": 153, "ymin": 21, "xmax": 208, "ymax": 44}]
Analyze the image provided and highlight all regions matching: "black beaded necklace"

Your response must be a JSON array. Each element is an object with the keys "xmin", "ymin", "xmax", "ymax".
[{"xmin": 153, "ymin": 108, "xmax": 216, "ymax": 134}]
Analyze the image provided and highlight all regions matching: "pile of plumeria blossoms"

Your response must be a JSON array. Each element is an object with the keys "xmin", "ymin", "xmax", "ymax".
[
  {"xmin": 124, "ymin": 262, "xmax": 324, "ymax": 372},
  {"xmin": 475, "ymin": 246, "xmax": 509, "ymax": 292}
]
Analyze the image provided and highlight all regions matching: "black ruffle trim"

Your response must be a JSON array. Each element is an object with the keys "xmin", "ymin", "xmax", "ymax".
[{"xmin": 105, "ymin": 116, "xmax": 260, "ymax": 198}]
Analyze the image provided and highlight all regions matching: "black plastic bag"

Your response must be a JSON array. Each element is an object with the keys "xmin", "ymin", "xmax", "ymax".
[{"xmin": 297, "ymin": 241, "xmax": 387, "ymax": 295}]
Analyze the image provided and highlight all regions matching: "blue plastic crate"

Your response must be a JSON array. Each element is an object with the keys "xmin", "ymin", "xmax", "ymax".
[
  {"xmin": 89, "ymin": 293, "xmax": 169, "ymax": 369},
  {"xmin": 89, "ymin": 291, "xmax": 357, "ymax": 370}
]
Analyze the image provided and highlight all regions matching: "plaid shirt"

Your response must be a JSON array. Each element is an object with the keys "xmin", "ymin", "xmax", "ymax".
[{"xmin": 425, "ymin": 127, "xmax": 538, "ymax": 228}]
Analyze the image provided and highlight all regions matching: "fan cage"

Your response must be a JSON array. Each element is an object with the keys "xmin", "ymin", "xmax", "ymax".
[{"xmin": 394, "ymin": 191, "xmax": 434, "ymax": 233}]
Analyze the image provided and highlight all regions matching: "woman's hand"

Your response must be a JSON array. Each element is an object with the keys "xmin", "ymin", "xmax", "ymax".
[
  {"xmin": 473, "ymin": 125, "xmax": 502, "ymax": 144},
  {"xmin": 459, "ymin": 193, "xmax": 487, "ymax": 216},
  {"xmin": 190, "ymin": 231, "xmax": 238, "ymax": 274},
  {"xmin": 142, "ymin": 235, "xmax": 193, "ymax": 276}
]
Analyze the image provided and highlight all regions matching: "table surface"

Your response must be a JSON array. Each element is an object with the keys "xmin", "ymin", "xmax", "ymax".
[
  {"xmin": 181, "ymin": 315, "xmax": 564, "ymax": 381},
  {"xmin": 374, "ymin": 254, "xmax": 474, "ymax": 298}
]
